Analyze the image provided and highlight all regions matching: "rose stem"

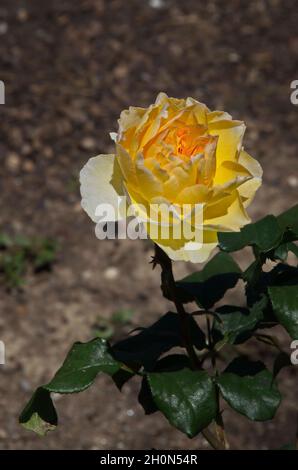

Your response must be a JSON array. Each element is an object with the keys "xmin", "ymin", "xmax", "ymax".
[
  {"xmin": 206, "ymin": 314, "xmax": 228, "ymax": 449},
  {"xmin": 152, "ymin": 244, "xmax": 225, "ymax": 450},
  {"xmin": 152, "ymin": 244, "xmax": 200, "ymax": 369}
]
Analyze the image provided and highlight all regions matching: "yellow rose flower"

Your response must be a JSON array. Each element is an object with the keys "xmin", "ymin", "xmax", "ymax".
[{"xmin": 80, "ymin": 93, "xmax": 262, "ymax": 262}]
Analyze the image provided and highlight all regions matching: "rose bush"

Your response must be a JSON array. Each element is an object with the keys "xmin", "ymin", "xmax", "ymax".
[
  {"xmin": 19, "ymin": 95, "xmax": 298, "ymax": 448},
  {"xmin": 80, "ymin": 93, "xmax": 262, "ymax": 262}
]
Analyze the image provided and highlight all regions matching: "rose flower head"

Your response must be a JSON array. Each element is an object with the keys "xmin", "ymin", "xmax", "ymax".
[{"xmin": 80, "ymin": 93, "xmax": 262, "ymax": 262}]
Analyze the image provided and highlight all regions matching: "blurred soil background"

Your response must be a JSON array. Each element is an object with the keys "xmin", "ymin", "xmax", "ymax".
[{"xmin": 0, "ymin": 0, "xmax": 297, "ymax": 449}]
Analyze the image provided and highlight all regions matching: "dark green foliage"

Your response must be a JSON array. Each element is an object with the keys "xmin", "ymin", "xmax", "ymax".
[{"xmin": 19, "ymin": 205, "xmax": 298, "ymax": 442}]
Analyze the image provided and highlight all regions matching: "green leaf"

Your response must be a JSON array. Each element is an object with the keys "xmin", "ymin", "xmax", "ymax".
[
  {"xmin": 273, "ymin": 242, "xmax": 298, "ymax": 261},
  {"xmin": 138, "ymin": 376, "xmax": 158, "ymax": 415},
  {"xmin": 45, "ymin": 338, "xmax": 120, "ymax": 393},
  {"xmin": 273, "ymin": 243, "xmax": 290, "ymax": 261},
  {"xmin": 267, "ymin": 205, "xmax": 298, "ymax": 260},
  {"xmin": 218, "ymin": 215, "xmax": 283, "ymax": 253},
  {"xmin": 216, "ymin": 357, "xmax": 281, "ymax": 421},
  {"xmin": 288, "ymin": 242, "xmax": 298, "ymax": 257},
  {"xmin": 268, "ymin": 285, "xmax": 298, "ymax": 339},
  {"xmin": 111, "ymin": 312, "xmax": 205, "ymax": 369},
  {"xmin": 267, "ymin": 264, "xmax": 298, "ymax": 287},
  {"xmin": 277, "ymin": 204, "xmax": 298, "ymax": 238},
  {"xmin": 19, "ymin": 388, "xmax": 57, "ymax": 436},
  {"xmin": 243, "ymin": 259, "xmax": 263, "ymax": 285},
  {"xmin": 19, "ymin": 338, "xmax": 121, "ymax": 435},
  {"xmin": 213, "ymin": 296, "xmax": 266, "ymax": 344},
  {"xmin": 138, "ymin": 354, "xmax": 192, "ymax": 416},
  {"xmin": 148, "ymin": 368, "xmax": 217, "ymax": 437},
  {"xmin": 177, "ymin": 252, "xmax": 241, "ymax": 309},
  {"xmin": 151, "ymin": 354, "xmax": 191, "ymax": 372},
  {"xmin": 245, "ymin": 263, "xmax": 298, "ymax": 309}
]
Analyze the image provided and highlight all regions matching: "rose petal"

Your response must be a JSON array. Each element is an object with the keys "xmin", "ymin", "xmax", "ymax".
[
  {"xmin": 208, "ymin": 119, "xmax": 246, "ymax": 166},
  {"xmin": 80, "ymin": 154, "xmax": 125, "ymax": 223}
]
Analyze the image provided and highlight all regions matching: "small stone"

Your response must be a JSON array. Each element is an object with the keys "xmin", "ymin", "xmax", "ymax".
[
  {"xmin": 170, "ymin": 44, "xmax": 183, "ymax": 56},
  {"xmin": 43, "ymin": 146, "xmax": 53, "ymax": 159},
  {"xmin": 126, "ymin": 409, "xmax": 135, "ymax": 417},
  {"xmin": 114, "ymin": 64, "xmax": 128, "ymax": 79},
  {"xmin": 228, "ymin": 52, "xmax": 240, "ymax": 63},
  {"xmin": 82, "ymin": 270, "xmax": 93, "ymax": 280},
  {"xmin": 19, "ymin": 379, "xmax": 31, "ymax": 392},
  {"xmin": 21, "ymin": 143, "xmax": 32, "ymax": 156},
  {"xmin": 287, "ymin": 175, "xmax": 298, "ymax": 187},
  {"xmin": 6, "ymin": 152, "xmax": 20, "ymax": 172},
  {"xmin": 0, "ymin": 22, "xmax": 8, "ymax": 35},
  {"xmin": 0, "ymin": 428, "xmax": 7, "ymax": 439},
  {"xmin": 103, "ymin": 266, "xmax": 119, "ymax": 280},
  {"xmin": 149, "ymin": 0, "xmax": 165, "ymax": 8},
  {"xmin": 17, "ymin": 8, "xmax": 28, "ymax": 22},
  {"xmin": 23, "ymin": 159, "xmax": 35, "ymax": 172},
  {"xmin": 80, "ymin": 137, "xmax": 97, "ymax": 151}
]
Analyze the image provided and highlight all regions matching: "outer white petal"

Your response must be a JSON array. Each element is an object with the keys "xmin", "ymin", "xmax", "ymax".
[{"xmin": 80, "ymin": 154, "xmax": 125, "ymax": 223}]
